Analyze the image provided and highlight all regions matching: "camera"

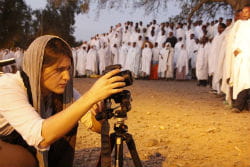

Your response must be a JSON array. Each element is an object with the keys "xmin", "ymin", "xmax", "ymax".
[
  {"xmin": 102, "ymin": 64, "xmax": 133, "ymax": 87},
  {"xmin": 95, "ymin": 65, "xmax": 133, "ymax": 121}
]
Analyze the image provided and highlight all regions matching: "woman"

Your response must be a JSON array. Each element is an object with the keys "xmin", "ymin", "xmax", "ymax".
[{"xmin": 0, "ymin": 35, "xmax": 125, "ymax": 167}]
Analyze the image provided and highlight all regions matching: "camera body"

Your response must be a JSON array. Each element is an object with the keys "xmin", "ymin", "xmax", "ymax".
[{"xmin": 102, "ymin": 64, "xmax": 133, "ymax": 87}]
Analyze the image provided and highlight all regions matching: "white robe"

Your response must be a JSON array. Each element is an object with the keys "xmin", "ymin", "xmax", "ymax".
[
  {"xmin": 124, "ymin": 46, "xmax": 141, "ymax": 76},
  {"xmin": 98, "ymin": 47, "xmax": 108, "ymax": 74},
  {"xmin": 141, "ymin": 48, "xmax": 152, "ymax": 75},
  {"xmin": 221, "ymin": 21, "xmax": 240, "ymax": 102},
  {"xmin": 110, "ymin": 46, "xmax": 119, "ymax": 65},
  {"xmin": 213, "ymin": 26, "xmax": 232, "ymax": 93},
  {"xmin": 152, "ymin": 47, "xmax": 160, "ymax": 62},
  {"xmin": 158, "ymin": 48, "xmax": 169, "ymax": 75},
  {"xmin": 208, "ymin": 33, "xmax": 225, "ymax": 76},
  {"xmin": 118, "ymin": 45, "xmax": 128, "ymax": 69},
  {"xmin": 156, "ymin": 34, "xmax": 167, "ymax": 48},
  {"xmin": 86, "ymin": 48, "xmax": 98, "ymax": 74},
  {"xmin": 231, "ymin": 20, "xmax": 250, "ymax": 99},
  {"xmin": 166, "ymin": 48, "xmax": 174, "ymax": 78},
  {"xmin": 174, "ymin": 42, "xmax": 182, "ymax": 68},
  {"xmin": 76, "ymin": 48, "xmax": 87, "ymax": 75},
  {"xmin": 14, "ymin": 50, "xmax": 23, "ymax": 70},
  {"xmin": 196, "ymin": 44, "xmax": 208, "ymax": 80},
  {"xmin": 176, "ymin": 48, "xmax": 188, "ymax": 74}
]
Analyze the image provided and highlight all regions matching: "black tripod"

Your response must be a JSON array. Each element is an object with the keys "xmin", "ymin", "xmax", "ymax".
[
  {"xmin": 109, "ymin": 116, "xmax": 142, "ymax": 167},
  {"xmin": 96, "ymin": 90, "xmax": 143, "ymax": 167}
]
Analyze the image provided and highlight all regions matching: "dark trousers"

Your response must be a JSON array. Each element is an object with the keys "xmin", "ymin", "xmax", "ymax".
[{"xmin": 233, "ymin": 88, "xmax": 250, "ymax": 111}]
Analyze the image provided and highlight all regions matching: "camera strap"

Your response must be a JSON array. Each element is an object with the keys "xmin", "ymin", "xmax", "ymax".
[{"xmin": 96, "ymin": 119, "xmax": 112, "ymax": 167}]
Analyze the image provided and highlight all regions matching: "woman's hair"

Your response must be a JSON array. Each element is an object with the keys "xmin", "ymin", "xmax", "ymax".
[{"xmin": 43, "ymin": 38, "xmax": 72, "ymax": 68}]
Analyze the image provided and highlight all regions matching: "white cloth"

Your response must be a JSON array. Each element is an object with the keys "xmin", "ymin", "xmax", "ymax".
[
  {"xmin": 86, "ymin": 48, "xmax": 98, "ymax": 73},
  {"xmin": 152, "ymin": 47, "xmax": 160, "ymax": 62},
  {"xmin": 110, "ymin": 46, "xmax": 119, "ymax": 65},
  {"xmin": 166, "ymin": 47, "xmax": 174, "ymax": 78},
  {"xmin": 231, "ymin": 20, "xmax": 250, "ymax": 99},
  {"xmin": 141, "ymin": 47, "xmax": 152, "ymax": 75},
  {"xmin": 0, "ymin": 72, "xmax": 45, "ymax": 149},
  {"xmin": 76, "ymin": 48, "xmax": 87, "ymax": 75},
  {"xmin": 124, "ymin": 46, "xmax": 141, "ymax": 76},
  {"xmin": 118, "ymin": 44, "xmax": 128, "ymax": 69},
  {"xmin": 0, "ymin": 72, "xmax": 94, "ymax": 149},
  {"xmin": 98, "ymin": 47, "xmax": 108, "ymax": 74},
  {"xmin": 196, "ymin": 44, "xmax": 208, "ymax": 80},
  {"xmin": 158, "ymin": 48, "xmax": 169, "ymax": 75},
  {"xmin": 176, "ymin": 48, "xmax": 189, "ymax": 74}
]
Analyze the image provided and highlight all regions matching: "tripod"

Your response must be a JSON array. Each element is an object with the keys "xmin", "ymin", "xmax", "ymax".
[
  {"xmin": 96, "ymin": 90, "xmax": 143, "ymax": 167},
  {"xmin": 109, "ymin": 116, "xmax": 142, "ymax": 167}
]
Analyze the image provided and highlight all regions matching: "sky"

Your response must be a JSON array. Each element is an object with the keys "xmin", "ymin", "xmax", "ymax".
[{"xmin": 24, "ymin": 0, "xmax": 180, "ymax": 41}]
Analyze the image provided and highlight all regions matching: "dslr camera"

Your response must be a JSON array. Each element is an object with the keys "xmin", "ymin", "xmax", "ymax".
[{"xmin": 102, "ymin": 64, "xmax": 133, "ymax": 88}]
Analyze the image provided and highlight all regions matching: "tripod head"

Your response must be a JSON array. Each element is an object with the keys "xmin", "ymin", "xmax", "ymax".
[{"xmin": 95, "ymin": 90, "xmax": 132, "ymax": 121}]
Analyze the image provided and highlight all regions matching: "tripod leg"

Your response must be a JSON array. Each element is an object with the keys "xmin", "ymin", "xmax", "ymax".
[
  {"xmin": 115, "ymin": 136, "xmax": 123, "ymax": 167},
  {"xmin": 125, "ymin": 133, "xmax": 143, "ymax": 167}
]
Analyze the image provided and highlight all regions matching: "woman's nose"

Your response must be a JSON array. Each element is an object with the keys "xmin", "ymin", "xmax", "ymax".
[{"xmin": 62, "ymin": 70, "xmax": 70, "ymax": 81}]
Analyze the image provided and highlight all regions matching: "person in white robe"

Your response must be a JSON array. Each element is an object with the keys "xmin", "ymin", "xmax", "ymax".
[
  {"xmin": 137, "ymin": 35, "xmax": 144, "ymax": 49},
  {"xmin": 76, "ymin": 45, "xmax": 88, "ymax": 77},
  {"xmin": 221, "ymin": 14, "xmax": 241, "ymax": 105},
  {"xmin": 165, "ymin": 43, "xmax": 174, "ymax": 79},
  {"xmin": 196, "ymin": 37, "xmax": 209, "ymax": 86},
  {"xmin": 140, "ymin": 42, "xmax": 152, "ymax": 78},
  {"xmin": 124, "ymin": 42, "xmax": 141, "ymax": 78},
  {"xmin": 14, "ymin": 47, "xmax": 24, "ymax": 71},
  {"xmin": 158, "ymin": 43, "xmax": 170, "ymax": 79},
  {"xmin": 190, "ymin": 39, "xmax": 199, "ymax": 79},
  {"xmin": 176, "ymin": 23, "xmax": 186, "ymax": 41},
  {"xmin": 213, "ymin": 23, "xmax": 229, "ymax": 94},
  {"xmin": 86, "ymin": 45, "xmax": 98, "ymax": 76},
  {"xmin": 148, "ymin": 30, "xmax": 157, "ymax": 44},
  {"xmin": 150, "ymin": 42, "xmax": 160, "ymax": 79},
  {"xmin": 227, "ymin": 6, "xmax": 250, "ymax": 112},
  {"xmin": 209, "ymin": 23, "xmax": 227, "ymax": 92},
  {"xmin": 156, "ymin": 30, "xmax": 167, "ymax": 49},
  {"xmin": 2, "ymin": 49, "xmax": 13, "ymax": 73},
  {"xmin": 118, "ymin": 42, "xmax": 128, "ymax": 70},
  {"xmin": 98, "ymin": 43, "xmax": 109, "ymax": 75},
  {"xmin": 173, "ymin": 37, "xmax": 183, "ymax": 69},
  {"xmin": 176, "ymin": 43, "xmax": 189, "ymax": 80},
  {"xmin": 231, "ymin": 11, "xmax": 250, "ymax": 100},
  {"xmin": 110, "ymin": 44, "xmax": 119, "ymax": 65}
]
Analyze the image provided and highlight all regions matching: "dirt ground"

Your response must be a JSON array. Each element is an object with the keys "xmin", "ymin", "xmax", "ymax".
[{"xmin": 73, "ymin": 78, "xmax": 250, "ymax": 167}]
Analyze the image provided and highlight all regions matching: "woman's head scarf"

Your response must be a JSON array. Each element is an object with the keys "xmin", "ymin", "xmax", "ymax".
[{"xmin": 22, "ymin": 35, "xmax": 73, "ymax": 115}]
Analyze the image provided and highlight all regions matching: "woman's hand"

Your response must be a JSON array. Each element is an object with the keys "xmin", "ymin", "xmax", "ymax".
[{"xmin": 86, "ymin": 69, "xmax": 125, "ymax": 103}]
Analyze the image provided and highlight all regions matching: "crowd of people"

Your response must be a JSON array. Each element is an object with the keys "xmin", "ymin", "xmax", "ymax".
[
  {"xmin": 1, "ymin": 5, "xmax": 250, "ymax": 114},
  {"xmin": 1, "ymin": 4, "xmax": 250, "ymax": 167},
  {"xmin": 71, "ymin": 5, "xmax": 250, "ymax": 113}
]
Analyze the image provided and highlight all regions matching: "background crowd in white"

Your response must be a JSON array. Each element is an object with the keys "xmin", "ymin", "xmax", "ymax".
[{"xmin": 1, "ymin": 7, "xmax": 250, "ymax": 110}]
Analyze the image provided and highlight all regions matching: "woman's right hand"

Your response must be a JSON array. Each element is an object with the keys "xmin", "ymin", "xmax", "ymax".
[{"xmin": 86, "ymin": 69, "xmax": 126, "ymax": 103}]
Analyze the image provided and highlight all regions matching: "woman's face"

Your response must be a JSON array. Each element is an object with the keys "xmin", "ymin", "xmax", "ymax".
[{"xmin": 41, "ymin": 56, "xmax": 71, "ymax": 95}]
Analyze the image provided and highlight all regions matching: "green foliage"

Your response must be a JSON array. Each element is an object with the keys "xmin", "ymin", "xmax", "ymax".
[
  {"xmin": 0, "ymin": 0, "xmax": 81, "ymax": 49},
  {"xmin": 0, "ymin": 0, "xmax": 32, "ymax": 48},
  {"xmin": 31, "ymin": 1, "xmax": 80, "ymax": 46}
]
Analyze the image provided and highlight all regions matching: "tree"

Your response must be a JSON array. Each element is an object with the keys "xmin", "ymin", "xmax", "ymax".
[
  {"xmin": 50, "ymin": 0, "xmax": 250, "ymax": 21},
  {"xmin": 0, "ymin": 0, "xmax": 32, "ymax": 48},
  {"xmin": 32, "ymin": 0, "xmax": 83, "ymax": 46}
]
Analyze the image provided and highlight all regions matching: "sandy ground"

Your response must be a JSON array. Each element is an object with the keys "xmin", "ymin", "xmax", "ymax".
[{"xmin": 73, "ymin": 78, "xmax": 250, "ymax": 167}]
